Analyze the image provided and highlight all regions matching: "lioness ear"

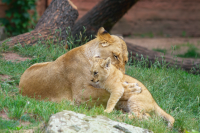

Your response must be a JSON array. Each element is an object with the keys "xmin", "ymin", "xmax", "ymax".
[
  {"xmin": 101, "ymin": 57, "xmax": 111, "ymax": 69},
  {"xmin": 97, "ymin": 27, "xmax": 114, "ymax": 47},
  {"xmin": 118, "ymin": 36, "xmax": 124, "ymax": 40},
  {"xmin": 65, "ymin": 44, "xmax": 68, "ymax": 50}
]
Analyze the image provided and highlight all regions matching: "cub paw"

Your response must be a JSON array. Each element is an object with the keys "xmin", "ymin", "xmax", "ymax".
[
  {"xmin": 129, "ymin": 83, "xmax": 138, "ymax": 88},
  {"xmin": 104, "ymin": 109, "xmax": 112, "ymax": 113},
  {"xmin": 132, "ymin": 83, "xmax": 138, "ymax": 86},
  {"xmin": 134, "ymin": 86, "xmax": 142, "ymax": 93},
  {"xmin": 129, "ymin": 83, "xmax": 142, "ymax": 93}
]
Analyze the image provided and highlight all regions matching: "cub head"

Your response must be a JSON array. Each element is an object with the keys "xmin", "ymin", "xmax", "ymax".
[
  {"xmin": 90, "ymin": 56, "xmax": 111, "ymax": 83},
  {"xmin": 96, "ymin": 27, "xmax": 128, "ymax": 73}
]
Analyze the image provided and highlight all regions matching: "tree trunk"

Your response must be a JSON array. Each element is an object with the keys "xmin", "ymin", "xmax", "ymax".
[
  {"xmin": 72, "ymin": 0, "xmax": 139, "ymax": 38},
  {"xmin": 126, "ymin": 42, "xmax": 200, "ymax": 74},
  {"xmin": 0, "ymin": 0, "xmax": 78, "ymax": 46}
]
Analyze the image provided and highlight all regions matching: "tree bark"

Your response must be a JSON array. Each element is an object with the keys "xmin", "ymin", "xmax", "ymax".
[
  {"xmin": 126, "ymin": 42, "xmax": 200, "ymax": 74},
  {"xmin": 0, "ymin": 0, "xmax": 78, "ymax": 46},
  {"xmin": 72, "ymin": 0, "xmax": 139, "ymax": 38}
]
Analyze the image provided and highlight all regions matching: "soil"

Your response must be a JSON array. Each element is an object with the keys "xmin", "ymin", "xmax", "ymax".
[
  {"xmin": 1, "ymin": 52, "xmax": 31, "ymax": 62},
  {"xmin": 0, "ymin": 110, "xmax": 32, "ymax": 131},
  {"xmin": 0, "ymin": 52, "xmax": 31, "ymax": 82},
  {"xmin": 0, "ymin": 110, "xmax": 9, "ymax": 120},
  {"xmin": 0, "ymin": 74, "xmax": 10, "ymax": 81}
]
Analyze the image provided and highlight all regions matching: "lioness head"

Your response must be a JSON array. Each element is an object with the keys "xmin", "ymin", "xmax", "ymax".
[
  {"xmin": 96, "ymin": 27, "xmax": 128, "ymax": 73},
  {"xmin": 90, "ymin": 56, "xmax": 111, "ymax": 83}
]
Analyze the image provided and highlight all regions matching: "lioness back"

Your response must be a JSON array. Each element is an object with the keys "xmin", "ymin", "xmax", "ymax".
[{"xmin": 19, "ymin": 54, "xmax": 74, "ymax": 101}]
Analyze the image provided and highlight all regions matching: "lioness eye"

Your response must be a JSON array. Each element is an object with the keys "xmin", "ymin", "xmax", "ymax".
[
  {"xmin": 94, "ymin": 71, "xmax": 98, "ymax": 75},
  {"xmin": 114, "ymin": 55, "xmax": 118, "ymax": 60}
]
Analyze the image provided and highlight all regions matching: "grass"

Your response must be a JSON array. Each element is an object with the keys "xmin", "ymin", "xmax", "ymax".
[
  {"xmin": 0, "ymin": 36, "xmax": 200, "ymax": 133},
  {"xmin": 177, "ymin": 46, "xmax": 200, "ymax": 58},
  {"xmin": 153, "ymin": 43, "xmax": 200, "ymax": 59},
  {"xmin": 153, "ymin": 48, "xmax": 167, "ymax": 54},
  {"xmin": 171, "ymin": 43, "xmax": 200, "ymax": 58}
]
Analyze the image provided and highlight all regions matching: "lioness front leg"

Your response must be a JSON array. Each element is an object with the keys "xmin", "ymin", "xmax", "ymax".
[{"xmin": 73, "ymin": 83, "xmax": 110, "ymax": 107}]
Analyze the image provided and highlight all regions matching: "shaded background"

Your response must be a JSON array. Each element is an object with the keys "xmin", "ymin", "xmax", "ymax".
[
  {"xmin": 1, "ymin": 0, "xmax": 200, "ymax": 37},
  {"xmin": 1, "ymin": 0, "xmax": 200, "ymax": 59}
]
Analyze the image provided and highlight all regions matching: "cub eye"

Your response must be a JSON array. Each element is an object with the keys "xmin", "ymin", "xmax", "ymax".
[
  {"xmin": 125, "ymin": 60, "xmax": 127, "ymax": 64},
  {"xmin": 94, "ymin": 71, "xmax": 98, "ymax": 75},
  {"xmin": 114, "ymin": 55, "xmax": 118, "ymax": 60}
]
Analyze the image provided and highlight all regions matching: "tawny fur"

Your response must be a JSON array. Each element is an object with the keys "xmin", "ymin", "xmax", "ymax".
[
  {"xmin": 19, "ymin": 27, "xmax": 128, "ymax": 107},
  {"xmin": 90, "ymin": 57, "xmax": 141, "ymax": 113},
  {"xmin": 118, "ymin": 75, "xmax": 175, "ymax": 127},
  {"xmin": 91, "ymin": 58, "xmax": 175, "ymax": 127}
]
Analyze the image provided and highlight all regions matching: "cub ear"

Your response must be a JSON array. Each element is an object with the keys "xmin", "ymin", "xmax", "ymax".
[
  {"xmin": 101, "ymin": 57, "xmax": 111, "ymax": 69},
  {"xmin": 97, "ymin": 27, "xmax": 114, "ymax": 47}
]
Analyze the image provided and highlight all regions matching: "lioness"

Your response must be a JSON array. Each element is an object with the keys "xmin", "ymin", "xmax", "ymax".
[
  {"xmin": 90, "ymin": 57, "xmax": 175, "ymax": 127},
  {"xmin": 19, "ymin": 27, "xmax": 128, "ymax": 107},
  {"xmin": 90, "ymin": 56, "xmax": 141, "ymax": 113}
]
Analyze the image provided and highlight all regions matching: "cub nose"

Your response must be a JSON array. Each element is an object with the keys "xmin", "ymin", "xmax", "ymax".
[{"xmin": 91, "ymin": 79, "xmax": 94, "ymax": 82}]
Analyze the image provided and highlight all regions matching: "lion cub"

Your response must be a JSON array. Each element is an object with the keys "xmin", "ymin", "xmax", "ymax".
[
  {"xmin": 91, "ymin": 57, "xmax": 175, "ymax": 127},
  {"xmin": 90, "ymin": 56, "xmax": 141, "ymax": 113}
]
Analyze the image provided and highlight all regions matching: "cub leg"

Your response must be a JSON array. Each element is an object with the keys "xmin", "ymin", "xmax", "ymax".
[
  {"xmin": 128, "ymin": 112, "xmax": 151, "ymax": 120},
  {"xmin": 127, "ymin": 98, "xmax": 150, "ymax": 120},
  {"xmin": 104, "ymin": 87, "xmax": 124, "ymax": 113}
]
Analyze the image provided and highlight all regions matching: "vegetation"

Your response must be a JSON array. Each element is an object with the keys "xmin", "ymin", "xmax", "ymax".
[
  {"xmin": 153, "ymin": 48, "xmax": 167, "ymax": 54},
  {"xmin": 153, "ymin": 43, "xmax": 200, "ymax": 59},
  {"xmin": 177, "ymin": 45, "xmax": 200, "ymax": 58},
  {"xmin": 0, "ymin": 0, "xmax": 37, "ymax": 36},
  {"xmin": 0, "ymin": 34, "xmax": 200, "ymax": 133}
]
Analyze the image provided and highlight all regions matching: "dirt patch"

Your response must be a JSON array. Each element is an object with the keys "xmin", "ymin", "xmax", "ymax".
[
  {"xmin": 0, "ymin": 110, "xmax": 9, "ymax": 120},
  {"xmin": 0, "ymin": 110, "xmax": 32, "ymax": 130},
  {"xmin": 18, "ymin": 121, "xmax": 31, "ymax": 127},
  {"xmin": 17, "ymin": 129, "xmax": 34, "ymax": 133},
  {"xmin": 1, "ymin": 52, "xmax": 31, "ymax": 62},
  {"xmin": 0, "ymin": 74, "xmax": 10, "ymax": 81}
]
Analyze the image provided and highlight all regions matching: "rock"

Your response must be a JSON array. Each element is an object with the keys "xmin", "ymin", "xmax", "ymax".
[{"xmin": 46, "ymin": 110, "xmax": 153, "ymax": 133}]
